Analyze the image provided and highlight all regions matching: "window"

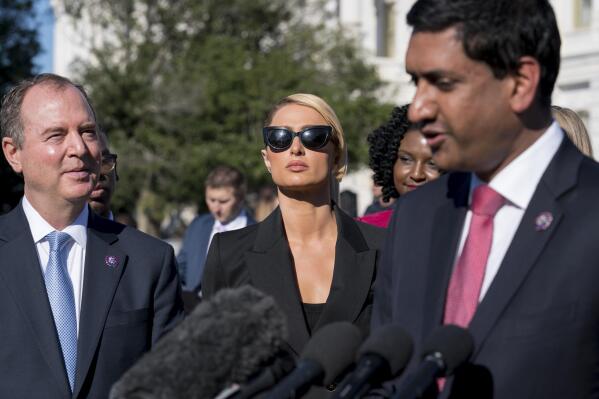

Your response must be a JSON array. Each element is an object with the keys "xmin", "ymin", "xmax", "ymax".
[
  {"xmin": 574, "ymin": 0, "xmax": 593, "ymax": 28},
  {"xmin": 375, "ymin": 0, "xmax": 396, "ymax": 57}
]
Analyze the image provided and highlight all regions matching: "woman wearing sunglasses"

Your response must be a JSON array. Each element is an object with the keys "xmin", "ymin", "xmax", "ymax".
[{"xmin": 202, "ymin": 94, "xmax": 385, "ymax": 393}]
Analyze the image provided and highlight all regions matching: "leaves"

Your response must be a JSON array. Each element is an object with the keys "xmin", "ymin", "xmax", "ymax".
[
  {"xmin": 0, "ymin": 0, "xmax": 40, "ymax": 213},
  {"xmin": 64, "ymin": 0, "xmax": 393, "ymax": 227}
]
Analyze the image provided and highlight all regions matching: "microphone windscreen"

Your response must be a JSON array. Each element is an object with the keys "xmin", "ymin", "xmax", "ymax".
[
  {"xmin": 421, "ymin": 325, "xmax": 474, "ymax": 375},
  {"xmin": 301, "ymin": 322, "xmax": 363, "ymax": 386},
  {"xmin": 357, "ymin": 324, "xmax": 413, "ymax": 376},
  {"xmin": 110, "ymin": 285, "xmax": 287, "ymax": 399}
]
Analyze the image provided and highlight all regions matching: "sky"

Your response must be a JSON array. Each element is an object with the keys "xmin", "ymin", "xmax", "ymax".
[{"xmin": 33, "ymin": 0, "xmax": 54, "ymax": 73}]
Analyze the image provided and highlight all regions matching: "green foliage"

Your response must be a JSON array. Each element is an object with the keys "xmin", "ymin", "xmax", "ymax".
[
  {"xmin": 64, "ymin": 0, "xmax": 393, "ymax": 226},
  {"xmin": 0, "ymin": 0, "xmax": 40, "ymax": 213}
]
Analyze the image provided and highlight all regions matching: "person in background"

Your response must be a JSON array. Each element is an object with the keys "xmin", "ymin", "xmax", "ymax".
[
  {"xmin": 177, "ymin": 165, "xmax": 255, "ymax": 295},
  {"xmin": 0, "ymin": 73, "xmax": 183, "ymax": 399},
  {"xmin": 552, "ymin": 105, "xmax": 594, "ymax": 157},
  {"xmin": 363, "ymin": 184, "xmax": 395, "ymax": 216},
  {"xmin": 88, "ymin": 130, "xmax": 118, "ymax": 219},
  {"xmin": 358, "ymin": 104, "xmax": 441, "ymax": 227},
  {"xmin": 202, "ymin": 93, "xmax": 385, "ymax": 398}
]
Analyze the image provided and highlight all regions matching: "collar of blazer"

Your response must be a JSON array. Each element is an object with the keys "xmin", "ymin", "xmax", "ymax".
[
  {"xmin": 423, "ymin": 137, "xmax": 583, "ymax": 358},
  {"xmin": 250, "ymin": 203, "xmax": 371, "ymax": 253},
  {"xmin": 74, "ymin": 210, "xmax": 127, "ymax": 397},
  {"xmin": 244, "ymin": 203, "xmax": 377, "ymax": 356}
]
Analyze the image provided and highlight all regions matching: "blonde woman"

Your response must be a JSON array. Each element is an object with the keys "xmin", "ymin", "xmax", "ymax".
[
  {"xmin": 203, "ymin": 94, "xmax": 384, "ymax": 368},
  {"xmin": 552, "ymin": 105, "xmax": 594, "ymax": 157}
]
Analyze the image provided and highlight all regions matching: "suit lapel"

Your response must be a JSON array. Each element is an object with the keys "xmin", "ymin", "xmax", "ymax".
[
  {"xmin": 315, "ymin": 208, "xmax": 376, "ymax": 330},
  {"xmin": 422, "ymin": 173, "xmax": 470, "ymax": 339},
  {"xmin": 244, "ymin": 208, "xmax": 309, "ymax": 356},
  {"xmin": 469, "ymin": 139, "xmax": 579, "ymax": 355},
  {"xmin": 0, "ymin": 205, "xmax": 71, "ymax": 395},
  {"xmin": 74, "ymin": 212, "xmax": 126, "ymax": 397}
]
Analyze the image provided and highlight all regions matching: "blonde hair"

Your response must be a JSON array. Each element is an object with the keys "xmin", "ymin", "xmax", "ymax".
[
  {"xmin": 552, "ymin": 105, "xmax": 593, "ymax": 157},
  {"xmin": 265, "ymin": 93, "xmax": 348, "ymax": 182}
]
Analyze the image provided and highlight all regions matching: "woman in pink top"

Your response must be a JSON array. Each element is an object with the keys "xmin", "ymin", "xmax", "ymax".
[{"xmin": 359, "ymin": 105, "xmax": 442, "ymax": 227}]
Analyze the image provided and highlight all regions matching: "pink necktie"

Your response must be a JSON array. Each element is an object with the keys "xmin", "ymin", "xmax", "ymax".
[{"xmin": 443, "ymin": 184, "xmax": 505, "ymax": 328}]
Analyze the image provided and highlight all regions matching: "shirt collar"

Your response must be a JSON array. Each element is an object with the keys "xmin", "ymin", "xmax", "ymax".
[
  {"xmin": 469, "ymin": 121, "xmax": 564, "ymax": 209},
  {"xmin": 22, "ymin": 196, "xmax": 89, "ymax": 248},
  {"xmin": 213, "ymin": 208, "xmax": 247, "ymax": 231}
]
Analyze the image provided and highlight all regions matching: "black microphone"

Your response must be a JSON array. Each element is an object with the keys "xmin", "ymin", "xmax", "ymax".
[
  {"xmin": 109, "ymin": 285, "xmax": 287, "ymax": 399},
  {"xmin": 266, "ymin": 322, "xmax": 363, "ymax": 399},
  {"xmin": 332, "ymin": 324, "xmax": 413, "ymax": 399},
  {"xmin": 226, "ymin": 349, "xmax": 296, "ymax": 399},
  {"xmin": 392, "ymin": 325, "xmax": 474, "ymax": 399}
]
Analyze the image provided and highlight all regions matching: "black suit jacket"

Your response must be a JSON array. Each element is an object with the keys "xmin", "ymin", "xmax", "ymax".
[
  {"xmin": 0, "ymin": 204, "xmax": 184, "ymax": 399},
  {"xmin": 203, "ymin": 205, "xmax": 385, "ymax": 356},
  {"xmin": 372, "ymin": 138, "xmax": 599, "ymax": 398},
  {"xmin": 177, "ymin": 210, "xmax": 256, "ymax": 291}
]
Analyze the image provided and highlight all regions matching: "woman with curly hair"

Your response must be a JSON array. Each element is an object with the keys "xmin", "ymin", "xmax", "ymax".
[{"xmin": 359, "ymin": 104, "xmax": 442, "ymax": 227}]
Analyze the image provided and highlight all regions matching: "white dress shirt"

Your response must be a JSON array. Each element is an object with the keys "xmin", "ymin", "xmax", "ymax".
[
  {"xmin": 207, "ymin": 209, "xmax": 249, "ymax": 251},
  {"xmin": 454, "ymin": 121, "xmax": 564, "ymax": 300},
  {"xmin": 22, "ymin": 196, "xmax": 88, "ymax": 335}
]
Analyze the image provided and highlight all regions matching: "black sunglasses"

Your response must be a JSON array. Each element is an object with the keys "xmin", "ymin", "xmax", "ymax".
[{"xmin": 263, "ymin": 125, "xmax": 332, "ymax": 151}]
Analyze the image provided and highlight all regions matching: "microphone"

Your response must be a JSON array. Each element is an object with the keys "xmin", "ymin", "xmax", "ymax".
[
  {"xmin": 226, "ymin": 350, "xmax": 296, "ymax": 399},
  {"xmin": 266, "ymin": 321, "xmax": 363, "ymax": 399},
  {"xmin": 109, "ymin": 285, "xmax": 287, "ymax": 399},
  {"xmin": 332, "ymin": 324, "xmax": 413, "ymax": 399},
  {"xmin": 392, "ymin": 325, "xmax": 474, "ymax": 399}
]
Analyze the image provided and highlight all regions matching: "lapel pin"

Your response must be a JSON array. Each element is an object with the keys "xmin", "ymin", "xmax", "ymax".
[
  {"xmin": 535, "ymin": 212, "xmax": 553, "ymax": 231},
  {"xmin": 105, "ymin": 255, "xmax": 120, "ymax": 268}
]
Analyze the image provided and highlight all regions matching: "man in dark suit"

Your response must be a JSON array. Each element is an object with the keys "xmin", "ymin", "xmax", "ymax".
[
  {"xmin": 373, "ymin": 0, "xmax": 599, "ymax": 397},
  {"xmin": 0, "ymin": 73, "xmax": 184, "ymax": 398},
  {"xmin": 177, "ymin": 165, "xmax": 255, "ymax": 295}
]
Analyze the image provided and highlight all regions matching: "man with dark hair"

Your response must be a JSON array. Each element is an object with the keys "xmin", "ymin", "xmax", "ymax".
[
  {"xmin": 0, "ymin": 73, "xmax": 183, "ymax": 398},
  {"xmin": 88, "ymin": 130, "xmax": 118, "ymax": 219},
  {"xmin": 373, "ymin": 0, "xmax": 599, "ymax": 397},
  {"xmin": 178, "ymin": 165, "xmax": 255, "ymax": 294}
]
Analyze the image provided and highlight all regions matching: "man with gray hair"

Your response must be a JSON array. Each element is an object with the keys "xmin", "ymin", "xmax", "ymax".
[{"xmin": 0, "ymin": 73, "xmax": 183, "ymax": 398}]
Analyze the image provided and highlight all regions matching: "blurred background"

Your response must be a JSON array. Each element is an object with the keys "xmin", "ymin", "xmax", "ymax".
[{"xmin": 2, "ymin": 0, "xmax": 598, "ymax": 243}]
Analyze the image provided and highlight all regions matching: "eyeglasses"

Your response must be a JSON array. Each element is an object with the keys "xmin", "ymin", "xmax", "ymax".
[
  {"xmin": 262, "ymin": 125, "xmax": 332, "ymax": 152},
  {"xmin": 100, "ymin": 153, "xmax": 117, "ymax": 175}
]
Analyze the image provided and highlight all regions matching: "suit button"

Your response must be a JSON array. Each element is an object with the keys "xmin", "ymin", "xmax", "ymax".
[{"xmin": 326, "ymin": 383, "xmax": 337, "ymax": 391}]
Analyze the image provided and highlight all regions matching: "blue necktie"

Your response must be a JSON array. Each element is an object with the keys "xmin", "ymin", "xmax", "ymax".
[{"xmin": 45, "ymin": 231, "xmax": 78, "ymax": 391}]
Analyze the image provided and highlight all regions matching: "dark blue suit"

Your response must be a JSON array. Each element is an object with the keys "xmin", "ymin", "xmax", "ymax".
[
  {"xmin": 0, "ymin": 204, "xmax": 184, "ymax": 399},
  {"xmin": 177, "ymin": 211, "xmax": 255, "ymax": 291},
  {"xmin": 372, "ymin": 138, "xmax": 599, "ymax": 398}
]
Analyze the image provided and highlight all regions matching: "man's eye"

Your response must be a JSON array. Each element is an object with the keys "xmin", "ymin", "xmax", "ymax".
[{"xmin": 436, "ymin": 80, "xmax": 455, "ymax": 91}]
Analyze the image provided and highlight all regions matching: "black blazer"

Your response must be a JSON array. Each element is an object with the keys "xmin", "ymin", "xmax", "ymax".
[
  {"xmin": 0, "ymin": 204, "xmax": 184, "ymax": 399},
  {"xmin": 203, "ymin": 205, "xmax": 385, "ymax": 357},
  {"xmin": 372, "ymin": 138, "xmax": 599, "ymax": 398}
]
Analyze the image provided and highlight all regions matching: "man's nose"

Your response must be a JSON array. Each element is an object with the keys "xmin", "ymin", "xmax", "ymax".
[{"xmin": 408, "ymin": 84, "xmax": 437, "ymax": 124}]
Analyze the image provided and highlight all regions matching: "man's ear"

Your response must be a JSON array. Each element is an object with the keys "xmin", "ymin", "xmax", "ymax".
[
  {"xmin": 261, "ymin": 148, "xmax": 272, "ymax": 174},
  {"xmin": 2, "ymin": 137, "xmax": 23, "ymax": 174},
  {"xmin": 509, "ymin": 56, "xmax": 541, "ymax": 113}
]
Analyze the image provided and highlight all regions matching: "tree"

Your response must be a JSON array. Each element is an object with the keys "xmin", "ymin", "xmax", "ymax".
[
  {"xmin": 0, "ymin": 0, "xmax": 41, "ymax": 213},
  {"xmin": 61, "ymin": 0, "xmax": 393, "ymax": 234}
]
